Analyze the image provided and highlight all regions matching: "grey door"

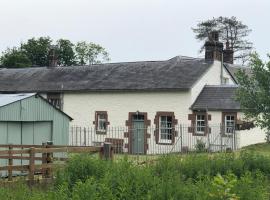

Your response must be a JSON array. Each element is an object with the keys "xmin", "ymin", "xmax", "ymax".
[{"xmin": 132, "ymin": 114, "xmax": 145, "ymax": 154}]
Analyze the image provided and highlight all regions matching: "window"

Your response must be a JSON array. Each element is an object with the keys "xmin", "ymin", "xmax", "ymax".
[
  {"xmin": 196, "ymin": 114, "xmax": 206, "ymax": 134},
  {"xmin": 94, "ymin": 111, "xmax": 109, "ymax": 134},
  {"xmin": 154, "ymin": 112, "xmax": 178, "ymax": 144},
  {"xmin": 159, "ymin": 116, "xmax": 173, "ymax": 143},
  {"xmin": 225, "ymin": 115, "xmax": 235, "ymax": 134},
  {"xmin": 97, "ymin": 114, "xmax": 107, "ymax": 132},
  {"xmin": 47, "ymin": 93, "xmax": 62, "ymax": 110},
  {"xmin": 188, "ymin": 112, "xmax": 211, "ymax": 136}
]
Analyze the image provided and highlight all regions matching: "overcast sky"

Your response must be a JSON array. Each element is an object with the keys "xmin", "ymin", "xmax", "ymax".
[{"xmin": 0, "ymin": 0, "xmax": 269, "ymax": 63}]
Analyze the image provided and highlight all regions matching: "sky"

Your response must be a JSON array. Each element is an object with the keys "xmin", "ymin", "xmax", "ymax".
[{"xmin": 0, "ymin": 0, "xmax": 269, "ymax": 63}]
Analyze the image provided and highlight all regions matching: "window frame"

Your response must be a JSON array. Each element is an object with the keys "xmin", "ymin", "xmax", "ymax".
[
  {"xmin": 196, "ymin": 114, "xmax": 206, "ymax": 135},
  {"xmin": 159, "ymin": 115, "xmax": 173, "ymax": 143},
  {"xmin": 154, "ymin": 112, "xmax": 178, "ymax": 145},
  {"xmin": 224, "ymin": 114, "xmax": 236, "ymax": 134},
  {"xmin": 93, "ymin": 111, "xmax": 109, "ymax": 134},
  {"xmin": 222, "ymin": 112, "xmax": 237, "ymax": 136},
  {"xmin": 188, "ymin": 112, "xmax": 210, "ymax": 136}
]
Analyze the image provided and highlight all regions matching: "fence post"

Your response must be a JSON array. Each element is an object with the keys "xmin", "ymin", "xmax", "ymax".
[
  {"xmin": 46, "ymin": 141, "xmax": 53, "ymax": 178},
  {"xmin": 84, "ymin": 127, "xmax": 87, "ymax": 146},
  {"xmin": 8, "ymin": 144, "xmax": 13, "ymax": 181},
  {"xmin": 29, "ymin": 147, "xmax": 35, "ymax": 185},
  {"xmin": 42, "ymin": 142, "xmax": 47, "ymax": 178},
  {"xmin": 102, "ymin": 142, "xmax": 113, "ymax": 160}
]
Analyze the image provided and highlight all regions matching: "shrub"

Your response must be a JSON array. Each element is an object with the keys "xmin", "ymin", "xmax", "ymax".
[
  {"xmin": 195, "ymin": 139, "xmax": 207, "ymax": 152},
  {"xmin": 3, "ymin": 151, "xmax": 270, "ymax": 200}
]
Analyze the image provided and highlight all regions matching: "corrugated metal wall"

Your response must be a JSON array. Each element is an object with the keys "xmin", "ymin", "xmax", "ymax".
[{"xmin": 0, "ymin": 95, "xmax": 70, "ymax": 145}]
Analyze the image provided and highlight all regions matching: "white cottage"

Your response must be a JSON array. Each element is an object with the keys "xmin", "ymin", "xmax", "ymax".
[{"xmin": 0, "ymin": 33, "xmax": 265, "ymax": 154}]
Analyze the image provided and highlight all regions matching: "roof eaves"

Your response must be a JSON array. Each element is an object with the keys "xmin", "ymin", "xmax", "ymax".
[
  {"xmin": 223, "ymin": 64, "xmax": 238, "ymax": 84},
  {"xmin": 190, "ymin": 85, "xmax": 207, "ymax": 110},
  {"xmin": 189, "ymin": 61, "xmax": 215, "ymax": 89},
  {"xmin": 37, "ymin": 94, "xmax": 73, "ymax": 120}
]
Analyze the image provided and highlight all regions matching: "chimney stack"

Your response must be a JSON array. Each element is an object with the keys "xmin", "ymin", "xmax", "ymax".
[
  {"xmin": 223, "ymin": 41, "xmax": 234, "ymax": 64},
  {"xmin": 49, "ymin": 45, "xmax": 58, "ymax": 67},
  {"xmin": 204, "ymin": 31, "xmax": 223, "ymax": 61}
]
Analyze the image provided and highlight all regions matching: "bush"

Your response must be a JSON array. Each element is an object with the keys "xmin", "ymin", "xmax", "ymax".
[
  {"xmin": 3, "ymin": 151, "xmax": 270, "ymax": 200},
  {"xmin": 195, "ymin": 139, "xmax": 207, "ymax": 152}
]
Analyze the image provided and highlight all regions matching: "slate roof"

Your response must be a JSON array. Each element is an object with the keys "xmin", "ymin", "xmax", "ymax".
[
  {"xmin": 191, "ymin": 85, "xmax": 240, "ymax": 111},
  {"xmin": 0, "ymin": 56, "xmax": 213, "ymax": 92},
  {"xmin": 224, "ymin": 63, "xmax": 252, "ymax": 83}
]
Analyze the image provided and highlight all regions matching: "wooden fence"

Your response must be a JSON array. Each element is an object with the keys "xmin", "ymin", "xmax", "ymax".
[{"xmin": 0, "ymin": 142, "xmax": 113, "ymax": 184}]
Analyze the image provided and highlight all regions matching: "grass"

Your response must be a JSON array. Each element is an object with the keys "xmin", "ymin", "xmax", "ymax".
[
  {"xmin": 2, "ymin": 143, "xmax": 270, "ymax": 199},
  {"xmin": 242, "ymin": 142, "xmax": 270, "ymax": 156}
]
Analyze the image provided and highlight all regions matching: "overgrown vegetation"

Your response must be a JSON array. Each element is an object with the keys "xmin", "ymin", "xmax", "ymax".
[{"xmin": 2, "ymin": 150, "xmax": 270, "ymax": 199}]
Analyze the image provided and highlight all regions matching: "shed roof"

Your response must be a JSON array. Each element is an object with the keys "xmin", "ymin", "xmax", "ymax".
[
  {"xmin": 0, "ymin": 93, "xmax": 73, "ymax": 120},
  {"xmin": 0, "ymin": 56, "xmax": 213, "ymax": 92},
  {"xmin": 191, "ymin": 85, "xmax": 240, "ymax": 111},
  {"xmin": 0, "ymin": 93, "xmax": 35, "ymax": 107}
]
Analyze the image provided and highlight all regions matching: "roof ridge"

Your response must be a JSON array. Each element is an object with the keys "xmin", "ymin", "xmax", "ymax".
[{"xmin": 205, "ymin": 85, "xmax": 238, "ymax": 88}]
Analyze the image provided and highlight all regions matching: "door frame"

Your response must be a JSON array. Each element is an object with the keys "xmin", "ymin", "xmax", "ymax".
[{"xmin": 125, "ymin": 112, "xmax": 150, "ymax": 154}]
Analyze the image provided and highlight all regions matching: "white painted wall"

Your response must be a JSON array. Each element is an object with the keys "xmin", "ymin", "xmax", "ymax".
[
  {"xmin": 64, "ymin": 91, "xmax": 194, "ymax": 154},
  {"xmin": 223, "ymin": 68, "xmax": 236, "ymax": 85},
  {"xmin": 191, "ymin": 61, "xmax": 236, "ymax": 103},
  {"xmin": 207, "ymin": 111, "xmax": 266, "ymax": 149},
  {"xmin": 63, "ymin": 91, "xmax": 192, "ymax": 127}
]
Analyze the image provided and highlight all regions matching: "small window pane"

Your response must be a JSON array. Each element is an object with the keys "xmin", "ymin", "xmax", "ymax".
[
  {"xmin": 225, "ymin": 114, "xmax": 235, "ymax": 134},
  {"xmin": 159, "ymin": 115, "xmax": 173, "ymax": 141},
  {"xmin": 97, "ymin": 114, "xmax": 107, "ymax": 131},
  {"xmin": 196, "ymin": 114, "xmax": 206, "ymax": 134}
]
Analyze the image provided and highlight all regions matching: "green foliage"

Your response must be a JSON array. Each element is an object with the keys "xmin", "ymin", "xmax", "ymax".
[
  {"xmin": 192, "ymin": 16, "xmax": 253, "ymax": 64},
  {"xmin": 209, "ymin": 173, "xmax": 239, "ymax": 200},
  {"xmin": 56, "ymin": 39, "xmax": 76, "ymax": 66},
  {"xmin": 195, "ymin": 139, "xmax": 207, "ymax": 152},
  {"xmin": 235, "ymin": 53, "xmax": 270, "ymax": 133},
  {"xmin": 0, "ymin": 48, "xmax": 31, "ymax": 68},
  {"xmin": 0, "ymin": 37, "xmax": 110, "ymax": 68},
  {"xmin": 21, "ymin": 37, "xmax": 53, "ymax": 66},
  {"xmin": 75, "ymin": 41, "xmax": 110, "ymax": 65},
  {"xmin": 2, "ymin": 152, "xmax": 270, "ymax": 200}
]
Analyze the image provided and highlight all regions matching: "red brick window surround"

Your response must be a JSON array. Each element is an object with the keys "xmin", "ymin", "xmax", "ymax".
[
  {"xmin": 154, "ymin": 112, "xmax": 178, "ymax": 145},
  {"xmin": 188, "ymin": 112, "xmax": 211, "ymax": 136},
  {"xmin": 93, "ymin": 111, "xmax": 110, "ymax": 134}
]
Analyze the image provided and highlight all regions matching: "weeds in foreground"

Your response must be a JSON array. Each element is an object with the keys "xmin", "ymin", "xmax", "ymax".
[{"xmin": 1, "ymin": 151, "xmax": 270, "ymax": 200}]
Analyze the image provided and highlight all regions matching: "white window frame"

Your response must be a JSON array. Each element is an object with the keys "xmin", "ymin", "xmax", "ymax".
[
  {"xmin": 159, "ymin": 116, "xmax": 173, "ymax": 143},
  {"xmin": 196, "ymin": 114, "xmax": 206, "ymax": 135},
  {"xmin": 224, "ymin": 115, "xmax": 235, "ymax": 134},
  {"xmin": 97, "ymin": 114, "xmax": 107, "ymax": 132}
]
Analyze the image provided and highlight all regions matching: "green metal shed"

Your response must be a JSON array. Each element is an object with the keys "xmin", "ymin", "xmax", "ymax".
[
  {"xmin": 0, "ymin": 93, "xmax": 72, "ymax": 146},
  {"xmin": 0, "ymin": 93, "xmax": 72, "ymax": 176}
]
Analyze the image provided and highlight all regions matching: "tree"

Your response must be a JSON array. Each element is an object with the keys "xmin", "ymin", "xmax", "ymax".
[
  {"xmin": 0, "ymin": 48, "xmax": 31, "ymax": 68},
  {"xmin": 56, "ymin": 39, "xmax": 76, "ymax": 66},
  {"xmin": 192, "ymin": 16, "xmax": 253, "ymax": 65},
  {"xmin": 21, "ymin": 37, "xmax": 52, "ymax": 66},
  {"xmin": 235, "ymin": 53, "xmax": 270, "ymax": 137},
  {"xmin": 75, "ymin": 41, "xmax": 110, "ymax": 65},
  {"xmin": 0, "ymin": 37, "xmax": 110, "ymax": 68}
]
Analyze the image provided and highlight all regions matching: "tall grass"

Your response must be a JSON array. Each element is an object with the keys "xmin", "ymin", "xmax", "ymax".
[{"xmin": 1, "ymin": 151, "xmax": 270, "ymax": 200}]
